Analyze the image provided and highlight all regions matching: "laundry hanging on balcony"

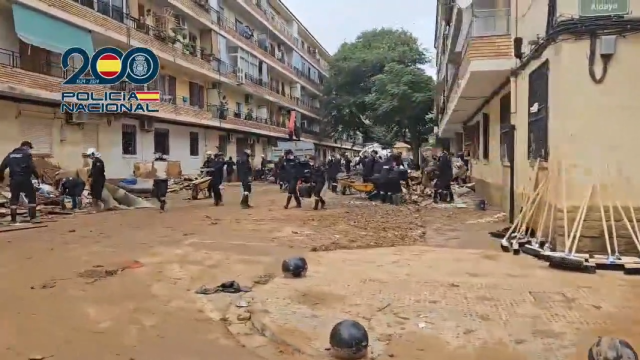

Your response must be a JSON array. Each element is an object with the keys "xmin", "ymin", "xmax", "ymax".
[{"xmin": 12, "ymin": 3, "xmax": 95, "ymax": 55}]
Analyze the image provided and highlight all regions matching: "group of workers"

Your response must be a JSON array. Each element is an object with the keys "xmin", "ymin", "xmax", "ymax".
[
  {"xmin": 356, "ymin": 150, "xmax": 408, "ymax": 205},
  {"xmin": 0, "ymin": 141, "xmax": 107, "ymax": 224},
  {"xmin": 201, "ymin": 149, "xmax": 253, "ymax": 208}
]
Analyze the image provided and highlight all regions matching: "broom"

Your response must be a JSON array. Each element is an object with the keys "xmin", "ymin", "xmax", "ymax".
[
  {"xmin": 523, "ymin": 175, "xmax": 552, "ymax": 258},
  {"xmin": 549, "ymin": 184, "xmax": 596, "ymax": 274},
  {"xmin": 513, "ymin": 179, "xmax": 548, "ymax": 255},
  {"xmin": 593, "ymin": 182, "xmax": 622, "ymax": 270},
  {"xmin": 623, "ymin": 203, "xmax": 640, "ymax": 275},
  {"xmin": 500, "ymin": 177, "xmax": 547, "ymax": 252}
]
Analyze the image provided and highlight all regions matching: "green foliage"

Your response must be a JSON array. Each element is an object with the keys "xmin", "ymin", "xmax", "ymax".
[{"xmin": 321, "ymin": 27, "xmax": 436, "ymax": 157}]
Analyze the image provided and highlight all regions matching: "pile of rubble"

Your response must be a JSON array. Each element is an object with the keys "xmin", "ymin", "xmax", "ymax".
[{"xmin": 401, "ymin": 171, "xmax": 480, "ymax": 208}]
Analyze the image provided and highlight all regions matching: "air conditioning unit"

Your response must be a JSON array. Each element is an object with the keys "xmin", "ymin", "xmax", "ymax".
[
  {"xmin": 236, "ymin": 69, "xmax": 245, "ymax": 84},
  {"xmin": 244, "ymin": 94, "xmax": 253, "ymax": 104},
  {"xmin": 66, "ymin": 112, "xmax": 88, "ymax": 125},
  {"xmin": 140, "ymin": 119, "xmax": 154, "ymax": 132},
  {"xmin": 227, "ymin": 133, "xmax": 235, "ymax": 142}
]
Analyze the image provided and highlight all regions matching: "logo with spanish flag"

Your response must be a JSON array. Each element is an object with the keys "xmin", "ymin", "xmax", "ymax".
[{"xmin": 60, "ymin": 47, "xmax": 162, "ymax": 115}]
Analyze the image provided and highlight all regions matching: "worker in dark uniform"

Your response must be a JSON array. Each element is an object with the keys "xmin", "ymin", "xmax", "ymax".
[
  {"xmin": 344, "ymin": 154, "xmax": 352, "ymax": 175},
  {"xmin": 236, "ymin": 149, "xmax": 253, "ymax": 209},
  {"xmin": 362, "ymin": 150, "xmax": 378, "ymax": 184},
  {"xmin": 225, "ymin": 156, "xmax": 235, "ymax": 183},
  {"xmin": 283, "ymin": 149, "xmax": 301, "ymax": 209},
  {"xmin": 210, "ymin": 152, "xmax": 226, "ymax": 206},
  {"xmin": 59, "ymin": 175, "xmax": 85, "ymax": 211},
  {"xmin": 386, "ymin": 153, "xmax": 405, "ymax": 205},
  {"xmin": 151, "ymin": 153, "xmax": 169, "ymax": 211},
  {"xmin": 309, "ymin": 156, "xmax": 326, "ymax": 210},
  {"xmin": 202, "ymin": 151, "xmax": 215, "ymax": 198},
  {"xmin": 326, "ymin": 154, "xmax": 341, "ymax": 193},
  {"xmin": 0, "ymin": 141, "xmax": 39, "ymax": 224},
  {"xmin": 434, "ymin": 146, "xmax": 454, "ymax": 203},
  {"xmin": 377, "ymin": 156, "xmax": 396, "ymax": 204},
  {"xmin": 86, "ymin": 148, "xmax": 106, "ymax": 212},
  {"xmin": 277, "ymin": 156, "xmax": 287, "ymax": 190}
]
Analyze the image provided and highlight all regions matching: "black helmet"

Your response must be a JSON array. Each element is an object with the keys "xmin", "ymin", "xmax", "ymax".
[
  {"xmin": 281, "ymin": 257, "xmax": 307, "ymax": 278},
  {"xmin": 329, "ymin": 320, "xmax": 369, "ymax": 359}
]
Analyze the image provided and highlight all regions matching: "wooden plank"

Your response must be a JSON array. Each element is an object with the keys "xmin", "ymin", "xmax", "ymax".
[{"xmin": 0, "ymin": 224, "xmax": 48, "ymax": 233}]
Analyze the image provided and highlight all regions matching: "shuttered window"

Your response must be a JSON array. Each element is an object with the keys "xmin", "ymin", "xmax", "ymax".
[
  {"xmin": 19, "ymin": 118, "xmax": 52, "ymax": 155},
  {"xmin": 82, "ymin": 123, "xmax": 98, "ymax": 152}
]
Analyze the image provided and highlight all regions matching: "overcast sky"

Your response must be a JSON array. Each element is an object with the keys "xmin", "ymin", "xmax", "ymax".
[{"xmin": 282, "ymin": 0, "xmax": 437, "ymax": 76}]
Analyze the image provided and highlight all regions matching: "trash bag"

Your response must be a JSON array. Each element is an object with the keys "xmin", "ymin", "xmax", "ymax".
[
  {"xmin": 281, "ymin": 257, "xmax": 308, "ymax": 278},
  {"xmin": 298, "ymin": 184, "xmax": 313, "ymax": 198},
  {"xmin": 329, "ymin": 320, "xmax": 369, "ymax": 360}
]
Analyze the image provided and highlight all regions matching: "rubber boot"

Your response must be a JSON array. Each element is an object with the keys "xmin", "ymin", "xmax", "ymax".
[
  {"xmin": 160, "ymin": 200, "xmax": 166, "ymax": 211},
  {"xmin": 284, "ymin": 195, "xmax": 292, "ymax": 209},
  {"xmin": 320, "ymin": 197, "xmax": 326, "ymax": 209},
  {"xmin": 28, "ymin": 206, "xmax": 39, "ymax": 223},
  {"xmin": 9, "ymin": 207, "xmax": 17, "ymax": 225},
  {"xmin": 313, "ymin": 198, "xmax": 320, "ymax": 210},
  {"xmin": 241, "ymin": 194, "xmax": 251, "ymax": 209},
  {"xmin": 294, "ymin": 195, "xmax": 302, "ymax": 208},
  {"xmin": 380, "ymin": 193, "xmax": 388, "ymax": 204}
]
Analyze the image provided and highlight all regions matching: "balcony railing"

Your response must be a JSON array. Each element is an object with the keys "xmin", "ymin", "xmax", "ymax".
[
  {"xmin": 461, "ymin": 8, "xmax": 511, "ymax": 57},
  {"xmin": 0, "ymin": 48, "xmax": 79, "ymax": 80},
  {"xmin": 242, "ymin": 0, "xmax": 329, "ymax": 73},
  {"xmin": 62, "ymin": 0, "xmax": 321, "ymax": 116},
  {"xmin": 185, "ymin": 0, "xmax": 325, "ymax": 92}
]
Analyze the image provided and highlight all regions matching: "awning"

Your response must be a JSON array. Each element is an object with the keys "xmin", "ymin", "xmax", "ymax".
[{"xmin": 12, "ymin": 3, "xmax": 94, "ymax": 55}]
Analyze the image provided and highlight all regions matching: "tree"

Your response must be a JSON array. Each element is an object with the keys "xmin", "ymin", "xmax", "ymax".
[
  {"xmin": 366, "ymin": 63, "xmax": 436, "ymax": 160},
  {"xmin": 322, "ymin": 28, "xmax": 431, "ymax": 147}
]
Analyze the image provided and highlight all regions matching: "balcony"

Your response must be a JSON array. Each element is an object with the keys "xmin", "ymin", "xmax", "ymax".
[
  {"xmin": 439, "ymin": 8, "xmax": 513, "ymax": 135},
  {"xmin": 241, "ymin": 0, "xmax": 329, "ymax": 73},
  {"xmin": 0, "ymin": 47, "xmax": 310, "ymax": 137},
  {"xmin": 23, "ymin": 0, "xmax": 319, "ymax": 117},
  {"xmin": 168, "ymin": 0, "xmax": 324, "ymax": 94}
]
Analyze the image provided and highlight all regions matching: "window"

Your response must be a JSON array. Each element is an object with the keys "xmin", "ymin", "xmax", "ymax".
[
  {"xmin": 154, "ymin": 128, "xmax": 170, "ymax": 155},
  {"xmin": 235, "ymin": 102, "xmax": 243, "ymax": 117},
  {"xmin": 464, "ymin": 122, "xmax": 480, "ymax": 160},
  {"xmin": 121, "ymin": 123, "xmax": 137, "ymax": 155},
  {"xmin": 218, "ymin": 134, "xmax": 228, "ymax": 156},
  {"xmin": 528, "ymin": 60, "xmax": 549, "ymax": 160},
  {"xmin": 189, "ymin": 132, "xmax": 199, "ymax": 157},
  {"xmin": 499, "ymin": 92, "xmax": 511, "ymax": 162},
  {"xmin": 188, "ymin": 82, "xmax": 205, "ymax": 109},
  {"xmin": 482, "ymin": 113, "xmax": 490, "ymax": 160}
]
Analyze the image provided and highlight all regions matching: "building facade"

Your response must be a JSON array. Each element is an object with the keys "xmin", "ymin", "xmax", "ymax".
[
  {"xmin": 0, "ymin": 0, "xmax": 358, "ymax": 178},
  {"xmin": 435, "ymin": 0, "xmax": 640, "ymax": 254}
]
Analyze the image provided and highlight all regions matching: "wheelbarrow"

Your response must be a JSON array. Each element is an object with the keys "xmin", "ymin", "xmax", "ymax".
[
  {"xmin": 349, "ymin": 183, "xmax": 375, "ymax": 196},
  {"xmin": 190, "ymin": 177, "xmax": 211, "ymax": 200}
]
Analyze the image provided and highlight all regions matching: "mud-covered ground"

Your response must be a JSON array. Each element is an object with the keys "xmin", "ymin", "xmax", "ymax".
[{"xmin": 0, "ymin": 183, "xmax": 634, "ymax": 360}]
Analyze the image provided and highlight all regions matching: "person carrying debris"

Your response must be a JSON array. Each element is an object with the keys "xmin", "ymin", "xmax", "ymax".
[
  {"xmin": 0, "ymin": 141, "xmax": 40, "ymax": 224},
  {"xmin": 202, "ymin": 151, "xmax": 215, "ymax": 198},
  {"xmin": 434, "ymin": 146, "xmax": 454, "ymax": 203},
  {"xmin": 282, "ymin": 149, "xmax": 302, "ymax": 209},
  {"xmin": 151, "ymin": 153, "xmax": 169, "ymax": 211},
  {"xmin": 58, "ymin": 176, "xmax": 85, "ymax": 211},
  {"xmin": 86, "ymin": 148, "xmax": 106, "ymax": 212},
  {"xmin": 236, "ymin": 149, "xmax": 253, "ymax": 209},
  {"xmin": 210, "ymin": 152, "xmax": 226, "ymax": 206},
  {"xmin": 309, "ymin": 156, "xmax": 327, "ymax": 210}
]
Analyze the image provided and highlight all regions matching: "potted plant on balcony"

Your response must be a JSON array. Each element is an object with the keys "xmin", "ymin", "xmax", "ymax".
[
  {"xmin": 183, "ymin": 42, "xmax": 196, "ymax": 56},
  {"xmin": 244, "ymin": 108, "xmax": 254, "ymax": 121}
]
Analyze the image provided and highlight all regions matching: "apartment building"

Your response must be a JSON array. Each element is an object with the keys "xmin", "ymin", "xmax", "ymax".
[
  {"xmin": 435, "ymin": 0, "xmax": 640, "ymax": 254},
  {"xmin": 0, "ymin": 0, "xmax": 358, "ymax": 179}
]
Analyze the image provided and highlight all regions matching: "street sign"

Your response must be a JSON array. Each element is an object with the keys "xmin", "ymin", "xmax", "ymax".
[{"xmin": 579, "ymin": 0, "xmax": 630, "ymax": 17}]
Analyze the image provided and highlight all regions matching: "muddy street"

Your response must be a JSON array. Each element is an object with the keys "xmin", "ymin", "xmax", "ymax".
[{"xmin": 0, "ymin": 183, "xmax": 638, "ymax": 360}]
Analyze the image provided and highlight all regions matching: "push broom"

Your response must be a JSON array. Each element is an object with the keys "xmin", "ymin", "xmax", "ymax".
[
  {"xmin": 513, "ymin": 178, "xmax": 548, "ymax": 255},
  {"xmin": 549, "ymin": 184, "xmax": 596, "ymax": 273},
  {"xmin": 500, "ymin": 177, "xmax": 547, "ymax": 252},
  {"xmin": 522, "ymin": 176, "xmax": 552, "ymax": 258}
]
